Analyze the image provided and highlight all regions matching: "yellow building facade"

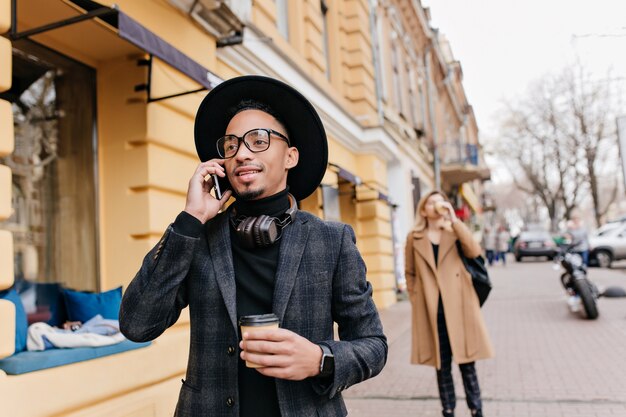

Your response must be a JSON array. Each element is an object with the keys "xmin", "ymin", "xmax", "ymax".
[
  {"xmin": 0, "ymin": 1, "xmax": 486, "ymax": 415},
  {"xmin": 367, "ymin": 0, "xmax": 489, "ymax": 286}
]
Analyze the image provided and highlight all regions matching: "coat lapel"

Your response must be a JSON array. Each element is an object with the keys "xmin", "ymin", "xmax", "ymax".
[
  {"xmin": 438, "ymin": 230, "xmax": 457, "ymax": 266},
  {"xmin": 413, "ymin": 230, "xmax": 437, "ymax": 276},
  {"xmin": 273, "ymin": 214, "xmax": 309, "ymax": 323},
  {"xmin": 207, "ymin": 213, "xmax": 238, "ymax": 333}
]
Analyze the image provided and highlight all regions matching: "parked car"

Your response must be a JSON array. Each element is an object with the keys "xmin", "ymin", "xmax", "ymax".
[
  {"xmin": 589, "ymin": 222, "xmax": 626, "ymax": 268},
  {"xmin": 513, "ymin": 230, "xmax": 557, "ymax": 261}
]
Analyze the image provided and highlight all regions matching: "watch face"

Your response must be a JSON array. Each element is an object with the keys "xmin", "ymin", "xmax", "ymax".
[{"xmin": 321, "ymin": 353, "xmax": 334, "ymax": 376}]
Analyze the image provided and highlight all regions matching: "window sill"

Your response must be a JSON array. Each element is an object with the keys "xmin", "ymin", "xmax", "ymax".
[{"xmin": 0, "ymin": 340, "xmax": 150, "ymax": 375}]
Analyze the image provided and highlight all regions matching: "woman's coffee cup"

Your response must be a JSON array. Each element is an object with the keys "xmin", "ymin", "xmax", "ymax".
[
  {"xmin": 434, "ymin": 201, "xmax": 449, "ymax": 215},
  {"xmin": 239, "ymin": 313, "xmax": 280, "ymax": 368}
]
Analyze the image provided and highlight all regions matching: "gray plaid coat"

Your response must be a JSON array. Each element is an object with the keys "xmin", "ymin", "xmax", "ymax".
[{"xmin": 119, "ymin": 209, "xmax": 388, "ymax": 417}]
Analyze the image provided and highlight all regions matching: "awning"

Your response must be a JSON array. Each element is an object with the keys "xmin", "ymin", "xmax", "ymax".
[
  {"xmin": 459, "ymin": 183, "xmax": 482, "ymax": 214},
  {"xmin": 329, "ymin": 162, "xmax": 362, "ymax": 186},
  {"xmin": 328, "ymin": 163, "xmax": 395, "ymax": 207},
  {"xmin": 376, "ymin": 190, "xmax": 393, "ymax": 206},
  {"xmin": 8, "ymin": 0, "xmax": 223, "ymax": 100}
]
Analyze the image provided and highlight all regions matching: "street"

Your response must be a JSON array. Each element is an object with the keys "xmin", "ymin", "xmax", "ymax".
[{"xmin": 344, "ymin": 257, "xmax": 626, "ymax": 417}]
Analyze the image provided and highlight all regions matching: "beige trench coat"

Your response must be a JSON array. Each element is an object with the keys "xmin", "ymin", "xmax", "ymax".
[{"xmin": 404, "ymin": 221, "xmax": 494, "ymax": 369}]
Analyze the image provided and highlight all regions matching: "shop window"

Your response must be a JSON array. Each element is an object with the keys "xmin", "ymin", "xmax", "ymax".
[{"xmin": 0, "ymin": 41, "xmax": 98, "ymax": 292}]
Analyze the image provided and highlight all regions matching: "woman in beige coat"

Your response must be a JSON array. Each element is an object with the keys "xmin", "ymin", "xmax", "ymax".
[{"xmin": 405, "ymin": 191, "xmax": 494, "ymax": 417}]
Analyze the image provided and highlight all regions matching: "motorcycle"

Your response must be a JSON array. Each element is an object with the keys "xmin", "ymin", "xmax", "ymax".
[{"xmin": 554, "ymin": 243, "xmax": 600, "ymax": 320}]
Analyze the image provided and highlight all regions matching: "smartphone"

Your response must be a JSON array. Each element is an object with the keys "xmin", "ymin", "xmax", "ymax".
[{"xmin": 211, "ymin": 174, "xmax": 223, "ymax": 200}]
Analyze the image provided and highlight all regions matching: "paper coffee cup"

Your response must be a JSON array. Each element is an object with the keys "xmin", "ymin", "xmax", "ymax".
[
  {"xmin": 239, "ymin": 313, "xmax": 280, "ymax": 368},
  {"xmin": 434, "ymin": 201, "xmax": 448, "ymax": 215}
]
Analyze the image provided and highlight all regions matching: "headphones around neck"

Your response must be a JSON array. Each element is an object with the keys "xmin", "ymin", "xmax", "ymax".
[{"xmin": 231, "ymin": 193, "xmax": 298, "ymax": 248}]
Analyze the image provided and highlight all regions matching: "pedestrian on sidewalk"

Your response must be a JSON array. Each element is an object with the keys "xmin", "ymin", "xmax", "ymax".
[
  {"xmin": 120, "ymin": 75, "xmax": 387, "ymax": 417},
  {"xmin": 496, "ymin": 225, "xmax": 510, "ymax": 266},
  {"xmin": 482, "ymin": 226, "xmax": 497, "ymax": 266},
  {"xmin": 405, "ymin": 190, "xmax": 494, "ymax": 417}
]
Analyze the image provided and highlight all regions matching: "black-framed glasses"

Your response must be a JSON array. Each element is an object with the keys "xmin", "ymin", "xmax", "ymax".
[{"xmin": 216, "ymin": 128, "xmax": 291, "ymax": 159}]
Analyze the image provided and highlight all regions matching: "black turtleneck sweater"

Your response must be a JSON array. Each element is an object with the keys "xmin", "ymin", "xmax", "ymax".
[
  {"xmin": 173, "ymin": 189, "xmax": 290, "ymax": 417},
  {"xmin": 230, "ymin": 189, "xmax": 289, "ymax": 319}
]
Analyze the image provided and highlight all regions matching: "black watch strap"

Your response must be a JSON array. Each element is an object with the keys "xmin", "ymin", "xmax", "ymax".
[{"xmin": 318, "ymin": 343, "xmax": 335, "ymax": 377}]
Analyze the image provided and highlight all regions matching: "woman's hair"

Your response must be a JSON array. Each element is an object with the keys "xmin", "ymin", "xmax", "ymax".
[{"xmin": 413, "ymin": 190, "xmax": 450, "ymax": 231}]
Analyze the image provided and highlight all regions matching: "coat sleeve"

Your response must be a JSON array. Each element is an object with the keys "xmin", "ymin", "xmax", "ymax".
[
  {"xmin": 119, "ymin": 225, "xmax": 198, "ymax": 342},
  {"xmin": 404, "ymin": 232, "xmax": 416, "ymax": 293},
  {"xmin": 452, "ymin": 220, "xmax": 482, "ymax": 259},
  {"xmin": 312, "ymin": 224, "xmax": 388, "ymax": 399}
]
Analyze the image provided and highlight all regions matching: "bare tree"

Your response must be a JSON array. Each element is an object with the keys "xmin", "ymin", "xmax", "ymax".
[
  {"xmin": 560, "ymin": 65, "xmax": 621, "ymax": 226},
  {"xmin": 494, "ymin": 74, "xmax": 584, "ymax": 231},
  {"xmin": 493, "ymin": 63, "xmax": 622, "ymax": 229}
]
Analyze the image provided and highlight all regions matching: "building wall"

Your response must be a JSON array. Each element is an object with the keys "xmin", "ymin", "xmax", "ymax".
[
  {"xmin": 238, "ymin": 0, "xmax": 396, "ymax": 306},
  {"xmin": 370, "ymin": 0, "xmax": 489, "ymax": 290},
  {"xmin": 373, "ymin": 1, "xmax": 437, "ymax": 244},
  {"xmin": 0, "ymin": 12, "xmax": 15, "ymax": 359},
  {"xmin": 251, "ymin": 0, "xmax": 378, "ymax": 124},
  {"xmin": 0, "ymin": 0, "xmax": 486, "ymax": 414},
  {"xmin": 0, "ymin": 0, "xmax": 399, "ymax": 415},
  {"xmin": 0, "ymin": 1, "xmax": 199, "ymax": 415}
]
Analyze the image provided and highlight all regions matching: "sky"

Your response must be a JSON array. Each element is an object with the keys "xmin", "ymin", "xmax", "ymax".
[{"xmin": 421, "ymin": 0, "xmax": 626, "ymax": 138}]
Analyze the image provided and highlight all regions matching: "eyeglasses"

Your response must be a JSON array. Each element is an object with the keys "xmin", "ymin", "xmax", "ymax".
[{"xmin": 216, "ymin": 128, "xmax": 291, "ymax": 159}]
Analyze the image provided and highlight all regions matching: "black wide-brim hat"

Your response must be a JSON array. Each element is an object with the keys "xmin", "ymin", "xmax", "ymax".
[{"xmin": 194, "ymin": 75, "xmax": 328, "ymax": 201}]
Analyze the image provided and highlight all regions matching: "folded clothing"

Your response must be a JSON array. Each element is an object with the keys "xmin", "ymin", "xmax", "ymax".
[{"xmin": 27, "ymin": 315, "xmax": 126, "ymax": 351}]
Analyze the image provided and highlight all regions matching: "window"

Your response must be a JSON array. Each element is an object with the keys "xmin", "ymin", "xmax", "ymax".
[
  {"xmin": 276, "ymin": 0, "xmax": 289, "ymax": 40},
  {"xmin": 408, "ymin": 67, "xmax": 420, "ymax": 128},
  {"xmin": 321, "ymin": 0, "xmax": 331, "ymax": 80},
  {"xmin": 0, "ymin": 41, "xmax": 98, "ymax": 292},
  {"xmin": 390, "ymin": 38, "xmax": 402, "ymax": 111},
  {"xmin": 412, "ymin": 176, "xmax": 421, "ymax": 211},
  {"xmin": 321, "ymin": 184, "xmax": 341, "ymax": 222},
  {"xmin": 399, "ymin": 55, "xmax": 408, "ymax": 118}
]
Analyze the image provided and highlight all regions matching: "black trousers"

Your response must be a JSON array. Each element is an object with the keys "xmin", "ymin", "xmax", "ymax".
[{"xmin": 436, "ymin": 299, "xmax": 482, "ymax": 412}]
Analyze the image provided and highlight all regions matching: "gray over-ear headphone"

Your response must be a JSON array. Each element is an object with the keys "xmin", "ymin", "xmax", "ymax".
[{"xmin": 231, "ymin": 193, "xmax": 298, "ymax": 248}]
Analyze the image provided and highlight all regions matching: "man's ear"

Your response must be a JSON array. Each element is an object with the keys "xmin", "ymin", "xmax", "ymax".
[{"xmin": 285, "ymin": 147, "xmax": 299, "ymax": 170}]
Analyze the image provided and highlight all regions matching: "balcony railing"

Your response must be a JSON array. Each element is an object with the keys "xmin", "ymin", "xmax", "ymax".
[
  {"xmin": 440, "ymin": 142, "xmax": 480, "ymax": 166},
  {"xmin": 439, "ymin": 142, "xmax": 490, "ymax": 184}
]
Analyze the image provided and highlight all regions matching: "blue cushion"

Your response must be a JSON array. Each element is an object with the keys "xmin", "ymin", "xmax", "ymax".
[
  {"xmin": 63, "ymin": 286, "xmax": 122, "ymax": 323},
  {"xmin": 0, "ymin": 340, "xmax": 151, "ymax": 375},
  {"xmin": 14, "ymin": 281, "xmax": 68, "ymax": 327},
  {"xmin": 0, "ymin": 289, "xmax": 28, "ymax": 354}
]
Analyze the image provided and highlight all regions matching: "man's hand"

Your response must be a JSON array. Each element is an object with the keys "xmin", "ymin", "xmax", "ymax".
[
  {"xmin": 184, "ymin": 160, "xmax": 232, "ymax": 223},
  {"xmin": 239, "ymin": 328, "xmax": 324, "ymax": 380}
]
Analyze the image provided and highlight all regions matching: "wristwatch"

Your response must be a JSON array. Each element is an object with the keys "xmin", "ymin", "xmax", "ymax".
[{"xmin": 318, "ymin": 343, "xmax": 335, "ymax": 377}]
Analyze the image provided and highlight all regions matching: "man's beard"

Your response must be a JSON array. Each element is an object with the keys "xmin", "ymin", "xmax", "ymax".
[{"xmin": 237, "ymin": 188, "xmax": 264, "ymax": 200}]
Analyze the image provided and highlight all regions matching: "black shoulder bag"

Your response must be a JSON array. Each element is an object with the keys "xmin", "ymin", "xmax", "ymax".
[{"xmin": 455, "ymin": 240, "xmax": 492, "ymax": 306}]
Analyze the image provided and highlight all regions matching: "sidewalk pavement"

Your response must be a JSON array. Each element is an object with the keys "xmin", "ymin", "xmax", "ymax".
[{"xmin": 344, "ymin": 258, "xmax": 626, "ymax": 417}]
